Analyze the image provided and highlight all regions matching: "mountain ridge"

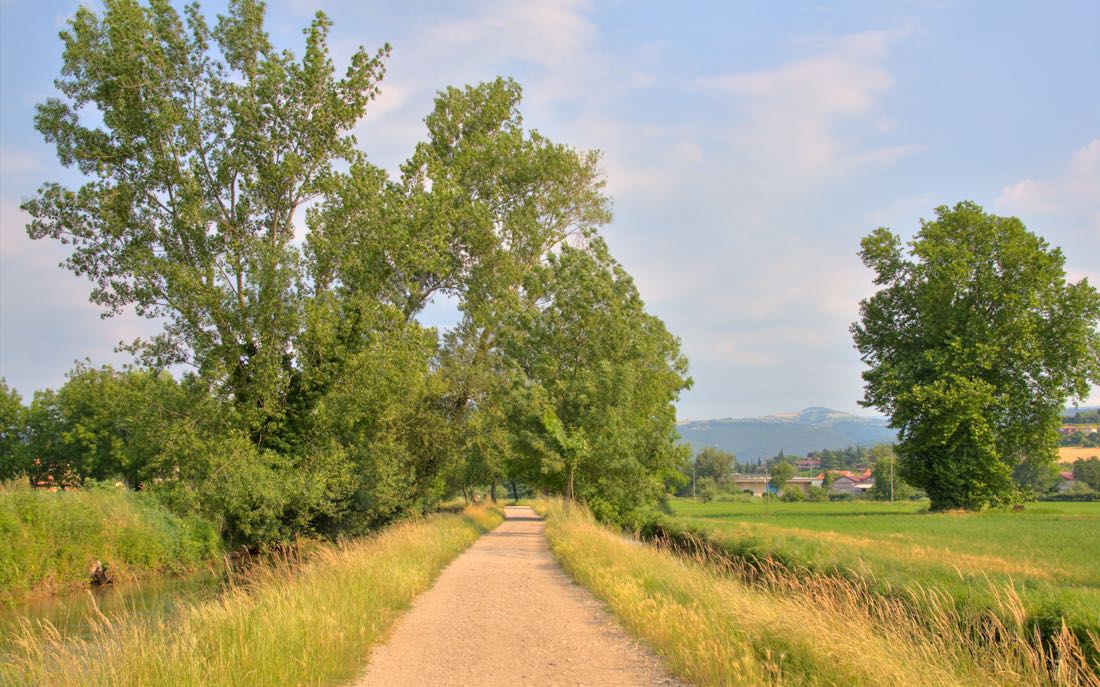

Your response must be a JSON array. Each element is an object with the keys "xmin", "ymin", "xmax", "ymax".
[{"xmin": 676, "ymin": 407, "xmax": 895, "ymax": 463}]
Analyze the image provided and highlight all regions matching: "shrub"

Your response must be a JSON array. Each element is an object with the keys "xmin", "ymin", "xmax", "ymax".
[
  {"xmin": 781, "ymin": 488, "xmax": 806, "ymax": 502},
  {"xmin": 0, "ymin": 481, "xmax": 221, "ymax": 600},
  {"xmin": 696, "ymin": 477, "xmax": 717, "ymax": 503}
]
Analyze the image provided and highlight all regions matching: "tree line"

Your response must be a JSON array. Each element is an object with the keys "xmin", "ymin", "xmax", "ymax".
[{"xmin": 0, "ymin": 0, "xmax": 690, "ymax": 545}]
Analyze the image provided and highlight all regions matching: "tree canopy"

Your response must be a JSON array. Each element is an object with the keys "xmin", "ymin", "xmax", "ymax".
[
  {"xmin": 852, "ymin": 201, "xmax": 1100, "ymax": 510},
  {"xmin": 14, "ymin": 0, "xmax": 692, "ymax": 542}
]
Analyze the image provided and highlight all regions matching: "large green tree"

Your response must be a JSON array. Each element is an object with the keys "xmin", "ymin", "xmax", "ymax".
[
  {"xmin": 501, "ymin": 239, "xmax": 692, "ymax": 526},
  {"xmin": 24, "ymin": 0, "xmax": 390, "ymax": 450},
  {"xmin": 852, "ymin": 202, "xmax": 1100, "ymax": 510}
]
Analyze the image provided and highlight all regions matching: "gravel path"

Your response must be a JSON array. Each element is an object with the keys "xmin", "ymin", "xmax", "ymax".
[{"xmin": 355, "ymin": 505, "xmax": 680, "ymax": 686}]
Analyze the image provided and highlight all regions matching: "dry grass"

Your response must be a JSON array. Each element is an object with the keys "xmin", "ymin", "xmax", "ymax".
[
  {"xmin": 0, "ymin": 505, "xmax": 503, "ymax": 686},
  {"xmin": 1059, "ymin": 447, "xmax": 1100, "ymax": 462},
  {"xmin": 539, "ymin": 500, "xmax": 1100, "ymax": 687}
]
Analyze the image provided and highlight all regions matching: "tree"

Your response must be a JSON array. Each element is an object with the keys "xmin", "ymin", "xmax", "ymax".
[
  {"xmin": 1074, "ymin": 457, "xmax": 1100, "ymax": 491},
  {"xmin": 867, "ymin": 450, "xmax": 913, "ymax": 501},
  {"xmin": 852, "ymin": 202, "xmax": 1100, "ymax": 510},
  {"xmin": 24, "ymin": 0, "xmax": 391, "ymax": 450},
  {"xmin": 696, "ymin": 476, "xmax": 717, "ymax": 503},
  {"xmin": 501, "ymin": 238, "xmax": 692, "ymax": 526},
  {"xmin": 769, "ymin": 460, "xmax": 795, "ymax": 494},
  {"xmin": 0, "ymin": 381, "xmax": 26, "ymax": 481},
  {"xmin": 694, "ymin": 447, "xmax": 736, "ymax": 485}
]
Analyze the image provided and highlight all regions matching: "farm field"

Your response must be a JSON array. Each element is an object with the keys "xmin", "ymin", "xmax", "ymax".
[
  {"xmin": 545, "ymin": 500, "xmax": 1099, "ymax": 686},
  {"xmin": 1060, "ymin": 447, "xmax": 1100, "ymax": 462},
  {"xmin": 666, "ymin": 499, "xmax": 1100, "ymax": 639}
]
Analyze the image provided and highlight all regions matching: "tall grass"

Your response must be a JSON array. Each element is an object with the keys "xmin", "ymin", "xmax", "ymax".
[
  {"xmin": 540, "ymin": 500, "xmax": 1100, "ymax": 687},
  {"xmin": 0, "ymin": 481, "xmax": 221, "ymax": 602},
  {"xmin": 0, "ymin": 505, "xmax": 502, "ymax": 686},
  {"xmin": 664, "ymin": 500, "xmax": 1100, "ymax": 643}
]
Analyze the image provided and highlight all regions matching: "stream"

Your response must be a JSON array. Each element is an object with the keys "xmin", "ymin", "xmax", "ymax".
[{"xmin": 0, "ymin": 565, "xmax": 231, "ymax": 657}]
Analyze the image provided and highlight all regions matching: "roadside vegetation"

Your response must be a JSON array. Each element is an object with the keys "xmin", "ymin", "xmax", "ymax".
[
  {"xmin": 0, "ymin": 480, "xmax": 220, "ymax": 602},
  {"xmin": 542, "ymin": 500, "xmax": 1100, "ymax": 687},
  {"xmin": 0, "ymin": 505, "xmax": 501, "ymax": 686},
  {"xmin": 660, "ymin": 499, "xmax": 1100, "ymax": 644}
]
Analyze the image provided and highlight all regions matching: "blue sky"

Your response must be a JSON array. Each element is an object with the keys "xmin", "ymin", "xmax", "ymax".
[{"xmin": 1, "ymin": 0, "xmax": 1098, "ymax": 419}]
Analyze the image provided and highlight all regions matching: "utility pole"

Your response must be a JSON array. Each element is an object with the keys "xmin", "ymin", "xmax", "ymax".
[
  {"xmin": 890, "ymin": 457, "xmax": 895, "ymax": 503},
  {"xmin": 692, "ymin": 459, "xmax": 696, "ymax": 502}
]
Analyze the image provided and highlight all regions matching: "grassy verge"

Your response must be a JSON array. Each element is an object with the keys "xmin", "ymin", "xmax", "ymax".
[
  {"xmin": 540, "ymin": 500, "xmax": 1099, "ymax": 687},
  {"xmin": 660, "ymin": 500, "xmax": 1100, "ymax": 644},
  {"xmin": 0, "ymin": 504, "xmax": 503, "ymax": 686},
  {"xmin": 0, "ymin": 482, "xmax": 221, "ymax": 603}
]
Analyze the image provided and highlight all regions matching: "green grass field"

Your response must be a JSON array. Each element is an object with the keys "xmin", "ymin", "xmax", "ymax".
[
  {"xmin": 543, "ymin": 500, "xmax": 1099, "ymax": 686},
  {"xmin": 665, "ymin": 499, "xmax": 1100, "ymax": 641}
]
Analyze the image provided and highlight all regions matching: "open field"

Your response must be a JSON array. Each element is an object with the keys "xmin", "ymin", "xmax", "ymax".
[
  {"xmin": 542, "ymin": 500, "xmax": 1100, "ymax": 686},
  {"xmin": 1060, "ymin": 447, "xmax": 1100, "ymax": 462},
  {"xmin": 0, "ymin": 505, "xmax": 502, "ymax": 687},
  {"xmin": 665, "ymin": 499, "xmax": 1100, "ymax": 642}
]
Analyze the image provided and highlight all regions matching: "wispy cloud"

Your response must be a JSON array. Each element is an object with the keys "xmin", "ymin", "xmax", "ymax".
[
  {"xmin": 697, "ymin": 27, "xmax": 919, "ymax": 182},
  {"xmin": 997, "ymin": 139, "xmax": 1100, "ymax": 235}
]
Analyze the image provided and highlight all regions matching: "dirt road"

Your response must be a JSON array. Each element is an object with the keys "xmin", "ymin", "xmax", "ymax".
[{"xmin": 355, "ymin": 505, "xmax": 679, "ymax": 686}]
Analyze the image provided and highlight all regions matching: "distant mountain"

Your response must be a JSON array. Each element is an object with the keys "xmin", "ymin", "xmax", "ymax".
[{"xmin": 677, "ymin": 407, "xmax": 896, "ymax": 463}]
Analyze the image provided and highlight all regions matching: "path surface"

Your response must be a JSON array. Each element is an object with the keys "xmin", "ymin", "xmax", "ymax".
[{"xmin": 356, "ymin": 506, "xmax": 680, "ymax": 686}]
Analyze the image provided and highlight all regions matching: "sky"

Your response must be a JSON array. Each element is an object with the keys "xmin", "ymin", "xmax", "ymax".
[{"xmin": 1, "ymin": 0, "xmax": 1098, "ymax": 420}]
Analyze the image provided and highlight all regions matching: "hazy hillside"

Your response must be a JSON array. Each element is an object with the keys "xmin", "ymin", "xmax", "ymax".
[{"xmin": 677, "ymin": 407, "xmax": 896, "ymax": 463}]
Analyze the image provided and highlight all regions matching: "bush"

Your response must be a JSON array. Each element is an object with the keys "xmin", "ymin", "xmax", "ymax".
[
  {"xmin": 0, "ymin": 481, "xmax": 222, "ymax": 601},
  {"xmin": 696, "ymin": 477, "xmax": 717, "ymax": 503},
  {"xmin": 805, "ymin": 485, "xmax": 829, "ymax": 502},
  {"xmin": 828, "ymin": 493, "xmax": 853, "ymax": 502},
  {"xmin": 781, "ymin": 488, "xmax": 806, "ymax": 502}
]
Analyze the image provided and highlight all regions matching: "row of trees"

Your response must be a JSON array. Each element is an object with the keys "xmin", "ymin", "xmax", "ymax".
[{"xmin": 0, "ymin": 0, "xmax": 690, "ymax": 544}]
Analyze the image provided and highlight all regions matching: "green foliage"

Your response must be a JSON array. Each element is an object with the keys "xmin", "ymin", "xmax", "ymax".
[
  {"xmin": 1073, "ymin": 457, "xmax": 1100, "ymax": 491},
  {"xmin": 769, "ymin": 460, "xmax": 795, "ymax": 492},
  {"xmin": 696, "ymin": 476, "xmax": 717, "ymax": 503},
  {"xmin": 0, "ymin": 481, "xmax": 220, "ymax": 600},
  {"xmin": 21, "ymin": 1, "xmax": 690, "ymax": 547},
  {"xmin": 693, "ymin": 446, "xmax": 735, "ymax": 483},
  {"xmin": 853, "ymin": 202, "xmax": 1100, "ymax": 510},
  {"xmin": 805, "ymin": 485, "xmax": 829, "ymax": 502},
  {"xmin": 866, "ymin": 448, "xmax": 914, "ymax": 501},
  {"xmin": 1064, "ymin": 409, "xmax": 1100, "ymax": 424},
  {"xmin": 780, "ymin": 487, "xmax": 806, "ymax": 502},
  {"xmin": 500, "ymin": 238, "xmax": 692, "ymax": 527},
  {"xmin": 0, "ymin": 381, "xmax": 26, "ymax": 481}
]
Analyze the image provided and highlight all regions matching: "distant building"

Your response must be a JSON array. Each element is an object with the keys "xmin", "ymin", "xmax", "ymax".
[
  {"xmin": 819, "ymin": 469, "xmax": 874, "ymax": 495},
  {"xmin": 795, "ymin": 455, "xmax": 822, "ymax": 471},
  {"xmin": 730, "ymin": 475, "xmax": 822, "ymax": 496},
  {"xmin": 1058, "ymin": 471, "xmax": 1076, "ymax": 492}
]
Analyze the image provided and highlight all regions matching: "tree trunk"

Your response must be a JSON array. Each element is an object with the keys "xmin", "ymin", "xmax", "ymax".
[
  {"xmin": 509, "ymin": 479, "xmax": 519, "ymax": 502},
  {"xmin": 490, "ymin": 480, "xmax": 498, "ymax": 503},
  {"xmin": 565, "ymin": 465, "xmax": 575, "ymax": 501},
  {"xmin": 461, "ymin": 486, "xmax": 469, "ymax": 504}
]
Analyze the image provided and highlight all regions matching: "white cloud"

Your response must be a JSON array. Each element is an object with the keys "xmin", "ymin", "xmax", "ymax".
[
  {"xmin": 997, "ymin": 139, "xmax": 1100, "ymax": 235},
  {"xmin": 697, "ymin": 27, "xmax": 918, "ymax": 182}
]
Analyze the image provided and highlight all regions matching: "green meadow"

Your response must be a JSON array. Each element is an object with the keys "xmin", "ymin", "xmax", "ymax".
[{"xmin": 665, "ymin": 499, "xmax": 1100, "ymax": 641}]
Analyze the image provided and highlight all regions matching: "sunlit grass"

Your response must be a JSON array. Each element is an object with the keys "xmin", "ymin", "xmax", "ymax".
[
  {"xmin": 0, "ymin": 505, "xmax": 502, "ymax": 686},
  {"xmin": 665, "ymin": 499, "xmax": 1100, "ymax": 640},
  {"xmin": 541, "ymin": 499, "xmax": 1100, "ymax": 687}
]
